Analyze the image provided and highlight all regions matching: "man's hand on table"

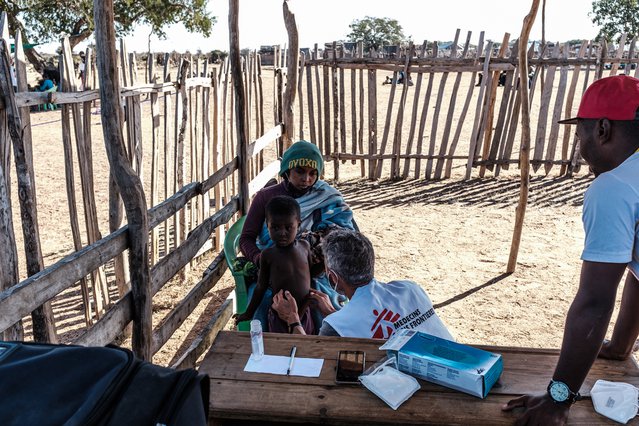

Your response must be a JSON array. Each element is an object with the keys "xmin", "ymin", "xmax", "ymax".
[
  {"xmin": 308, "ymin": 289, "xmax": 336, "ymax": 317},
  {"xmin": 502, "ymin": 393, "xmax": 570, "ymax": 426},
  {"xmin": 598, "ymin": 338, "xmax": 639, "ymax": 361}
]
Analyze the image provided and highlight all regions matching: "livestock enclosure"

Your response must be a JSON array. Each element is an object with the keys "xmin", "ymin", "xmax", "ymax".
[
  {"xmin": 288, "ymin": 32, "xmax": 639, "ymax": 181},
  {"xmin": 1, "ymin": 0, "xmax": 639, "ymax": 366},
  {"xmin": 0, "ymin": 9, "xmax": 280, "ymax": 364}
]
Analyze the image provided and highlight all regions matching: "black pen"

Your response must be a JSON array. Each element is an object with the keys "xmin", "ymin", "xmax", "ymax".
[{"xmin": 286, "ymin": 345, "xmax": 297, "ymax": 376}]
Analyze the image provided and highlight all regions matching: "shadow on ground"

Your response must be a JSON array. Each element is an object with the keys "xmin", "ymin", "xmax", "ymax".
[{"xmin": 334, "ymin": 174, "xmax": 593, "ymax": 210}]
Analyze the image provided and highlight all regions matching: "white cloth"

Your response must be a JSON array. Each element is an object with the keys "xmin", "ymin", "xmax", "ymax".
[
  {"xmin": 581, "ymin": 152, "xmax": 639, "ymax": 278},
  {"xmin": 323, "ymin": 279, "xmax": 454, "ymax": 340}
]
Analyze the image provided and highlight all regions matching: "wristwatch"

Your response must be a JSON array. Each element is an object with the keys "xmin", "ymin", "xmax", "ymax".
[{"xmin": 547, "ymin": 380, "xmax": 581, "ymax": 404}]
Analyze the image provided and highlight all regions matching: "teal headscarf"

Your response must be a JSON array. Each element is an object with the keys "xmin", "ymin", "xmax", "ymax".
[{"xmin": 279, "ymin": 140, "xmax": 324, "ymax": 176}]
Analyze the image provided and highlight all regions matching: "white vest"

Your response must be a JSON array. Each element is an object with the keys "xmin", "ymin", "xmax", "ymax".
[{"xmin": 324, "ymin": 279, "xmax": 454, "ymax": 340}]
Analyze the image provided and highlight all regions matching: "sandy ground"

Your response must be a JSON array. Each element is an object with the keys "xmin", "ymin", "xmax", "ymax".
[{"xmin": 13, "ymin": 62, "xmax": 631, "ymax": 368}]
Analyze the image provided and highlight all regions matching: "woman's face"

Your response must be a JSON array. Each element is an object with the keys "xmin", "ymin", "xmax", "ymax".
[{"xmin": 287, "ymin": 166, "xmax": 318, "ymax": 191}]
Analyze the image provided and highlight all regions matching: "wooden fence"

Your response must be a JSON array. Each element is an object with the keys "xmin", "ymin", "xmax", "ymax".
[
  {"xmin": 287, "ymin": 31, "xmax": 639, "ymax": 181},
  {"xmin": 0, "ymin": 9, "xmax": 279, "ymax": 364}
]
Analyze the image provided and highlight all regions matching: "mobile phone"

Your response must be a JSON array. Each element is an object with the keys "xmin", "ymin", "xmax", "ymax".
[{"xmin": 335, "ymin": 350, "xmax": 365, "ymax": 384}]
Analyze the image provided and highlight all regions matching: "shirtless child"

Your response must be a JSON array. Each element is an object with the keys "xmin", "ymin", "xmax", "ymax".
[{"xmin": 233, "ymin": 196, "xmax": 315, "ymax": 333}]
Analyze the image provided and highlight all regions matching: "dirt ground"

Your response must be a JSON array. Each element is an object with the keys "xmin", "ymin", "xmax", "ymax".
[{"xmin": 14, "ymin": 62, "xmax": 632, "ymax": 367}]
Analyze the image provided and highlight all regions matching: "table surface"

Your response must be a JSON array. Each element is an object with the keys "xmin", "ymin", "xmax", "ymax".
[{"xmin": 200, "ymin": 331, "xmax": 639, "ymax": 425}]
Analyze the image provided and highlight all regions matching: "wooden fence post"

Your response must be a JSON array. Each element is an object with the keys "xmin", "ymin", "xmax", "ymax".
[
  {"xmin": 0, "ymin": 40, "xmax": 57, "ymax": 342},
  {"xmin": 282, "ymin": 0, "xmax": 299, "ymax": 150},
  {"xmin": 229, "ymin": 0, "xmax": 250, "ymax": 215},
  {"xmin": 94, "ymin": 0, "xmax": 152, "ymax": 359},
  {"xmin": 507, "ymin": 0, "xmax": 541, "ymax": 273}
]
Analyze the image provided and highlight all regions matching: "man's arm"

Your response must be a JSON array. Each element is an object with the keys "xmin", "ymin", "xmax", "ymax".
[
  {"xmin": 503, "ymin": 261, "xmax": 626, "ymax": 424},
  {"xmin": 271, "ymin": 290, "xmax": 306, "ymax": 335}
]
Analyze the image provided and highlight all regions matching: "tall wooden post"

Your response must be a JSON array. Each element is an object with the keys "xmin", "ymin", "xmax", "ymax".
[
  {"xmin": 229, "ymin": 0, "xmax": 250, "ymax": 215},
  {"xmin": 282, "ymin": 0, "xmax": 299, "ymax": 149},
  {"xmin": 94, "ymin": 0, "xmax": 152, "ymax": 359},
  {"xmin": 507, "ymin": 0, "xmax": 541, "ymax": 273},
  {"xmin": 0, "ymin": 39, "xmax": 57, "ymax": 342}
]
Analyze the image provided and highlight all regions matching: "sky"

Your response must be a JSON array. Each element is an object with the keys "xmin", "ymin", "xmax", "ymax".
[
  {"xmin": 126, "ymin": 0, "xmax": 599, "ymax": 53},
  {"xmin": 50, "ymin": 0, "xmax": 600, "ymax": 54}
]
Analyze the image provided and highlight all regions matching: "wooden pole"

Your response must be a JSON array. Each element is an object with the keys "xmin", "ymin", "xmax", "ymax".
[
  {"xmin": 229, "ymin": 0, "xmax": 250, "ymax": 215},
  {"xmin": 94, "ymin": 0, "xmax": 152, "ymax": 359},
  {"xmin": 282, "ymin": 0, "xmax": 299, "ymax": 149},
  {"xmin": 507, "ymin": 0, "xmax": 541, "ymax": 273},
  {"xmin": 0, "ymin": 40, "xmax": 57, "ymax": 342}
]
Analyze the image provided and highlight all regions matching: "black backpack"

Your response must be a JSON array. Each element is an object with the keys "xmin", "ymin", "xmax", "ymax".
[{"xmin": 0, "ymin": 341, "xmax": 209, "ymax": 426}]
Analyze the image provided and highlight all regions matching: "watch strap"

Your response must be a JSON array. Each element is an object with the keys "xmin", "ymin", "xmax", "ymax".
[{"xmin": 288, "ymin": 322, "xmax": 301, "ymax": 333}]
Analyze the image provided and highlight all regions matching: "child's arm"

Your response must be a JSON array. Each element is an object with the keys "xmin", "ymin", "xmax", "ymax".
[{"xmin": 233, "ymin": 251, "xmax": 271, "ymax": 324}]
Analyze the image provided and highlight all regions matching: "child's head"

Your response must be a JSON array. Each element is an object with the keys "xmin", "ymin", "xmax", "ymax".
[{"xmin": 265, "ymin": 195, "xmax": 301, "ymax": 247}]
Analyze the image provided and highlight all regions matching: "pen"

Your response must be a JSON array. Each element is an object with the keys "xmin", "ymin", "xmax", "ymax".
[{"xmin": 286, "ymin": 345, "xmax": 297, "ymax": 376}]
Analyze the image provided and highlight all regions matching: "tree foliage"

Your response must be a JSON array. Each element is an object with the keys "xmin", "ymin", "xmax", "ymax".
[
  {"xmin": 1, "ymin": 0, "xmax": 215, "ymax": 68},
  {"xmin": 590, "ymin": 0, "xmax": 639, "ymax": 41},
  {"xmin": 346, "ymin": 16, "xmax": 406, "ymax": 51}
]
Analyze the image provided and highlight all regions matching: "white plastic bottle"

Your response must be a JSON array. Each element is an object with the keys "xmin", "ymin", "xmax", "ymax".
[{"xmin": 250, "ymin": 319, "xmax": 264, "ymax": 361}]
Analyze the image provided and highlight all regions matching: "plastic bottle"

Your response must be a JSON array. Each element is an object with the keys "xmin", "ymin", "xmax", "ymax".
[{"xmin": 250, "ymin": 319, "xmax": 264, "ymax": 361}]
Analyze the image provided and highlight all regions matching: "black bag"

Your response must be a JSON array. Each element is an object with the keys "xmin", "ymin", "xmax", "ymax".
[{"xmin": 0, "ymin": 341, "xmax": 209, "ymax": 426}]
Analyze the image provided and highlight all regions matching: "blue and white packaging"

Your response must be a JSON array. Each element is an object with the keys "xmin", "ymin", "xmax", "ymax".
[{"xmin": 380, "ymin": 329, "xmax": 503, "ymax": 398}]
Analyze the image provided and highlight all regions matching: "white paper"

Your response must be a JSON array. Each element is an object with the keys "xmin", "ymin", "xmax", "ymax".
[{"xmin": 243, "ymin": 354, "xmax": 324, "ymax": 377}]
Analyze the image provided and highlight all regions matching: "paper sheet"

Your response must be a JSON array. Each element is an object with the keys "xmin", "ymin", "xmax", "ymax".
[{"xmin": 244, "ymin": 354, "xmax": 324, "ymax": 377}]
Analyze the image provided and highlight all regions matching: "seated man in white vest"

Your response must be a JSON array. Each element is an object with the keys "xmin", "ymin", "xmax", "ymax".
[{"xmin": 271, "ymin": 229, "xmax": 453, "ymax": 339}]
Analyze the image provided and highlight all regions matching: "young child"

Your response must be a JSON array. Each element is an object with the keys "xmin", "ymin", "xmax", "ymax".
[{"xmin": 234, "ymin": 195, "xmax": 315, "ymax": 333}]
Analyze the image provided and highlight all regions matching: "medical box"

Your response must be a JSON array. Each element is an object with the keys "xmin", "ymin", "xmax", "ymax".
[{"xmin": 380, "ymin": 329, "xmax": 503, "ymax": 398}]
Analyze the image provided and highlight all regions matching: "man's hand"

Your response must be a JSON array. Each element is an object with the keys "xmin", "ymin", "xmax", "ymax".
[
  {"xmin": 598, "ymin": 339, "xmax": 638, "ymax": 361},
  {"xmin": 271, "ymin": 290, "xmax": 300, "ymax": 324},
  {"xmin": 233, "ymin": 312, "xmax": 252, "ymax": 325},
  {"xmin": 308, "ymin": 289, "xmax": 336, "ymax": 317},
  {"xmin": 502, "ymin": 394, "xmax": 570, "ymax": 426}
]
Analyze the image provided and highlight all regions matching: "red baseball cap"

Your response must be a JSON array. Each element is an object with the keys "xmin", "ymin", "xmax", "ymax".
[{"xmin": 558, "ymin": 75, "xmax": 639, "ymax": 124}]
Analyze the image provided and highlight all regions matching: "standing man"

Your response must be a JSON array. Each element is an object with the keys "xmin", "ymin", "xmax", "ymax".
[{"xmin": 503, "ymin": 75, "xmax": 639, "ymax": 424}]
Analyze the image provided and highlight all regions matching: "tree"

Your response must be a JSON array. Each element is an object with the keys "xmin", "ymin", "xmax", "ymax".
[
  {"xmin": 1, "ymin": 0, "xmax": 216, "ymax": 70},
  {"xmin": 590, "ymin": 0, "xmax": 639, "ymax": 42},
  {"xmin": 346, "ymin": 16, "xmax": 406, "ymax": 51}
]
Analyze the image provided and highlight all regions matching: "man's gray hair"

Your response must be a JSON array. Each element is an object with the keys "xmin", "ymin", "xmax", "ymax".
[{"xmin": 322, "ymin": 229, "xmax": 374, "ymax": 286}]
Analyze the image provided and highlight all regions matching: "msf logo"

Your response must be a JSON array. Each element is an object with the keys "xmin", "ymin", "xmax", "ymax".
[{"xmin": 371, "ymin": 308, "xmax": 401, "ymax": 339}]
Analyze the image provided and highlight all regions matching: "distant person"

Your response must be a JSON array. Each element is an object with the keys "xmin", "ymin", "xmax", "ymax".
[
  {"xmin": 234, "ymin": 195, "xmax": 315, "ymax": 334},
  {"xmin": 502, "ymin": 75, "xmax": 639, "ymax": 424},
  {"xmin": 272, "ymin": 229, "xmax": 453, "ymax": 340},
  {"xmin": 78, "ymin": 51, "xmax": 86, "ymax": 88},
  {"xmin": 34, "ymin": 71, "xmax": 54, "ymax": 92}
]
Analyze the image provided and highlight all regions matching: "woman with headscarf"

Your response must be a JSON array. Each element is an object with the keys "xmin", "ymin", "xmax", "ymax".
[{"xmin": 238, "ymin": 140, "xmax": 355, "ymax": 331}]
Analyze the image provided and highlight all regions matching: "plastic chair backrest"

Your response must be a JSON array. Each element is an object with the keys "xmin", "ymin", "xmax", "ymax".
[{"xmin": 223, "ymin": 216, "xmax": 250, "ymax": 331}]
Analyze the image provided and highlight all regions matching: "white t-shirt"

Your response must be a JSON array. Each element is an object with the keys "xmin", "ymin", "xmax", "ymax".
[
  {"xmin": 323, "ymin": 279, "xmax": 454, "ymax": 340},
  {"xmin": 581, "ymin": 152, "xmax": 639, "ymax": 278}
]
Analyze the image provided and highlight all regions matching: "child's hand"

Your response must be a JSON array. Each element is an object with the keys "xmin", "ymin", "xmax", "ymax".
[{"xmin": 233, "ymin": 312, "xmax": 251, "ymax": 325}]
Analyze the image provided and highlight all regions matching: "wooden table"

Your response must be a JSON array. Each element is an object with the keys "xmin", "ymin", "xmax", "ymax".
[{"xmin": 200, "ymin": 331, "xmax": 639, "ymax": 425}]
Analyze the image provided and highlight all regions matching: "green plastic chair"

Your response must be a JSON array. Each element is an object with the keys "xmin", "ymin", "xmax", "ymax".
[{"xmin": 223, "ymin": 216, "xmax": 251, "ymax": 331}]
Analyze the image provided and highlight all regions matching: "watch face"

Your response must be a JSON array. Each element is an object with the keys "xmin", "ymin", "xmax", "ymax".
[{"xmin": 549, "ymin": 381, "xmax": 570, "ymax": 402}]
